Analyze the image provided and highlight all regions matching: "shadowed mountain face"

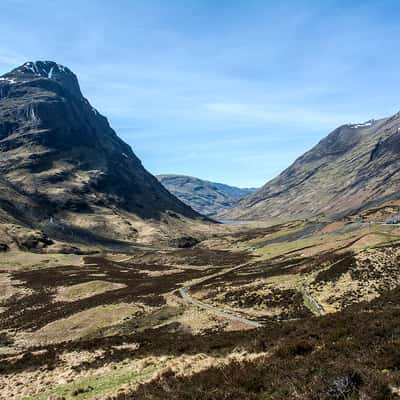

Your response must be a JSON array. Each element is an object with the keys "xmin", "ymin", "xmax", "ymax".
[
  {"xmin": 0, "ymin": 61, "xmax": 202, "ymax": 243},
  {"xmin": 222, "ymin": 114, "xmax": 400, "ymax": 220},
  {"xmin": 157, "ymin": 174, "xmax": 256, "ymax": 216}
]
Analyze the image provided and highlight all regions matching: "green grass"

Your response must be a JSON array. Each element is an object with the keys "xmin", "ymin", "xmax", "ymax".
[
  {"xmin": 302, "ymin": 290, "xmax": 321, "ymax": 316},
  {"xmin": 57, "ymin": 280, "xmax": 124, "ymax": 302},
  {"xmin": 372, "ymin": 230, "xmax": 400, "ymax": 242},
  {"xmin": 254, "ymin": 236, "xmax": 320, "ymax": 259},
  {"xmin": 249, "ymin": 223, "xmax": 305, "ymax": 245},
  {"xmin": 23, "ymin": 364, "xmax": 157, "ymax": 400},
  {"xmin": 29, "ymin": 303, "xmax": 140, "ymax": 345},
  {"xmin": 0, "ymin": 251, "xmax": 83, "ymax": 272}
]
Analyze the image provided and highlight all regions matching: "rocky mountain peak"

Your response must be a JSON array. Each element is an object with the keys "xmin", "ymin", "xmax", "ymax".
[
  {"xmin": 0, "ymin": 60, "xmax": 202, "ymax": 243},
  {"xmin": 222, "ymin": 112, "xmax": 400, "ymax": 220},
  {"xmin": 1, "ymin": 61, "xmax": 82, "ymax": 98}
]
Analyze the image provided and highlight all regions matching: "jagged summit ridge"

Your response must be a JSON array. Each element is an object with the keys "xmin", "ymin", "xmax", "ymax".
[
  {"xmin": 1, "ymin": 60, "xmax": 83, "ymax": 98},
  {"xmin": 13, "ymin": 61, "xmax": 70, "ymax": 78}
]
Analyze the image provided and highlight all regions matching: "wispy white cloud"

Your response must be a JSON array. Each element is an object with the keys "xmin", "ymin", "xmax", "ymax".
[
  {"xmin": 203, "ymin": 102, "xmax": 370, "ymax": 128},
  {"xmin": 1, "ymin": 1, "xmax": 400, "ymax": 186}
]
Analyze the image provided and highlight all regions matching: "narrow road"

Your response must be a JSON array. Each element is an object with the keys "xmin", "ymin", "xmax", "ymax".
[
  {"xmin": 114, "ymin": 250, "xmax": 262, "ymax": 327},
  {"xmin": 179, "ymin": 262, "xmax": 263, "ymax": 328},
  {"xmin": 179, "ymin": 287, "xmax": 262, "ymax": 328}
]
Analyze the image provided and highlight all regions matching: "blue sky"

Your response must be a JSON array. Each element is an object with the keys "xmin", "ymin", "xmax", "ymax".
[{"xmin": 1, "ymin": 0, "xmax": 400, "ymax": 187}]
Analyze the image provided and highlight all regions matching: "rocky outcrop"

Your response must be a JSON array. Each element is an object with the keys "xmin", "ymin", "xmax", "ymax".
[{"xmin": 169, "ymin": 236, "xmax": 200, "ymax": 248}]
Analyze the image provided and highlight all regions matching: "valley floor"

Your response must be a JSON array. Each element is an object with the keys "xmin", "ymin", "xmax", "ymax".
[{"xmin": 1, "ymin": 218, "xmax": 400, "ymax": 399}]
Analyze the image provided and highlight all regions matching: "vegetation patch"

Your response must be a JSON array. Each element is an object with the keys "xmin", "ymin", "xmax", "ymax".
[
  {"xmin": 170, "ymin": 248, "xmax": 251, "ymax": 266},
  {"xmin": 0, "ymin": 257, "xmax": 219, "ymax": 331},
  {"xmin": 56, "ymin": 280, "xmax": 126, "ymax": 302},
  {"xmin": 129, "ymin": 287, "xmax": 400, "ymax": 399},
  {"xmin": 314, "ymin": 251, "xmax": 356, "ymax": 283},
  {"xmin": 0, "ymin": 272, "xmax": 31, "ymax": 305},
  {"xmin": 3, "ymin": 228, "xmax": 400, "ymax": 399},
  {"xmin": 28, "ymin": 303, "xmax": 141, "ymax": 345},
  {"xmin": 24, "ymin": 364, "xmax": 157, "ymax": 400},
  {"xmin": 219, "ymin": 286, "xmax": 312, "ymax": 320},
  {"xmin": 309, "ymin": 245, "xmax": 400, "ymax": 312}
]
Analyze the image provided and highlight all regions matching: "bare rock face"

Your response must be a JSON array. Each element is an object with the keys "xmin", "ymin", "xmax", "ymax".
[
  {"xmin": 14, "ymin": 230, "xmax": 54, "ymax": 251},
  {"xmin": 223, "ymin": 115, "xmax": 400, "ymax": 220},
  {"xmin": 0, "ymin": 61, "xmax": 202, "ymax": 243}
]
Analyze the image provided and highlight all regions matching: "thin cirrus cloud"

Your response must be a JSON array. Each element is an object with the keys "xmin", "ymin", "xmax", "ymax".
[{"xmin": 203, "ymin": 102, "xmax": 369, "ymax": 128}]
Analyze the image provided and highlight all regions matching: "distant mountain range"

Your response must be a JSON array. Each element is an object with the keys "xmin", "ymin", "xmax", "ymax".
[
  {"xmin": 222, "ymin": 114, "xmax": 400, "ymax": 220},
  {"xmin": 157, "ymin": 174, "xmax": 256, "ymax": 216},
  {"xmin": 0, "ymin": 61, "xmax": 203, "ymax": 249}
]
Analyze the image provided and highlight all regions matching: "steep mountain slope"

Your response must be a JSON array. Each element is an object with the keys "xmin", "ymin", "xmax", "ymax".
[
  {"xmin": 0, "ymin": 61, "xmax": 203, "ymax": 246},
  {"xmin": 157, "ymin": 174, "xmax": 256, "ymax": 215},
  {"xmin": 222, "ymin": 114, "xmax": 400, "ymax": 220}
]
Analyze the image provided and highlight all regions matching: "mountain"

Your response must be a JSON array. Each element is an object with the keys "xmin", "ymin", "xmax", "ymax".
[
  {"xmin": 222, "ymin": 114, "xmax": 400, "ymax": 221},
  {"xmin": 157, "ymin": 174, "xmax": 256, "ymax": 215},
  {"xmin": 0, "ymin": 61, "xmax": 203, "ymax": 248}
]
